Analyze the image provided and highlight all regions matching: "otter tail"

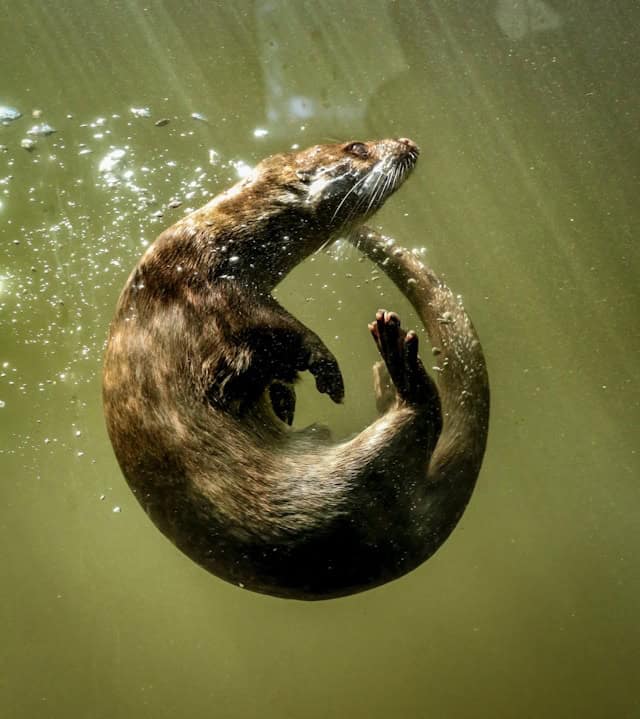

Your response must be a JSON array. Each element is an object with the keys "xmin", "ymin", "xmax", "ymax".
[{"xmin": 349, "ymin": 225, "xmax": 490, "ymax": 495}]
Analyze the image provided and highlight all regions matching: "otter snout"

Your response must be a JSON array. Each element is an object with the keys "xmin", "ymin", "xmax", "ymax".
[{"xmin": 397, "ymin": 137, "xmax": 420, "ymax": 155}]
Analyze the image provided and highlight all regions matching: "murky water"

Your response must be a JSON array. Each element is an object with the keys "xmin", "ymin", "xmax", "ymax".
[{"xmin": 1, "ymin": 2, "xmax": 638, "ymax": 717}]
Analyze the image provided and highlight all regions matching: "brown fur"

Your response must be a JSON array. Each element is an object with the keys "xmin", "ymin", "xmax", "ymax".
[{"xmin": 102, "ymin": 139, "xmax": 490, "ymax": 599}]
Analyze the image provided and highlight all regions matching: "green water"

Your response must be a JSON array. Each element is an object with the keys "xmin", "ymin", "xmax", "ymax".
[{"xmin": 1, "ymin": 1, "xmax": 638, "ymax": 717}]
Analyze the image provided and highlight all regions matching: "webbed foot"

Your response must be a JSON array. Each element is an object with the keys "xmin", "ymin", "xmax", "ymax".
[{"xmin": 369, "ymin": 309, "xmax": 434, "ymax": 407}]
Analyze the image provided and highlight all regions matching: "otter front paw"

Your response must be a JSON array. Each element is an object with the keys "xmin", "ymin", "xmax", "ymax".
[
  {"xmin": 300, "ymin": 347, "xmax": 345, "ymax": 404},
  {"xmin": 269, "ymin": 381, "xmax": 296, "ymax": 425}
]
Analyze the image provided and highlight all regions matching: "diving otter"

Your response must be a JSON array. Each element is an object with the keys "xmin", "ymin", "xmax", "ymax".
[{"xmin": 102, "ymin": 138, "xmax": 490, "ymax": 600}]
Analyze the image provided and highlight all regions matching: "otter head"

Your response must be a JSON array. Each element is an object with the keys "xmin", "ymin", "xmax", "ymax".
[
  {"xmin": 295, "ymin": 138, "xmax": 419, "ymax": 231},
  {"xmin": 205, "ymin": 138, "xmax": 419, "ymax": 287},
  {"xmin": 250, "ymin": 138, "xmax": 419, "ymax": 237}
]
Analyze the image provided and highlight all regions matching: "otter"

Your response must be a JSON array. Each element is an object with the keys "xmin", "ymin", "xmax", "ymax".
[{"xmin": 102, "ymin": 138, "xmax": 490, "ymax": 600}]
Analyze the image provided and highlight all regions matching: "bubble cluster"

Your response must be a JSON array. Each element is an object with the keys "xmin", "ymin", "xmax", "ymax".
[{"xmin": 0, "ymin": 104, "xmax": 254, "ymax": 405}]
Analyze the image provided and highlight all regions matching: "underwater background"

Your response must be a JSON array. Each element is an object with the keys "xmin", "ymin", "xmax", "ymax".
[{"xmin": 1, "ymin": 1, "xmax": 638, "ymax": 717}]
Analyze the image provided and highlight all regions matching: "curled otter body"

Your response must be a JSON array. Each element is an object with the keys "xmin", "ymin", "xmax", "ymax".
[{"xmin": 102, "ymin": 138, "xmax": 490, "ymax": 600}]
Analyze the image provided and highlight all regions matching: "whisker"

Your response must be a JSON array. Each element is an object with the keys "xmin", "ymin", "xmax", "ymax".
[
  {"xmin": 366, "ymin": 173, "xmax": 386, "ymax": 216},
  {"xmin": 328, "ymin": 150, "xmax": 416, "ymax": 232},
  {"xmin": 330, "ymin": 170, "xmax": 371, "ymax": 223}
]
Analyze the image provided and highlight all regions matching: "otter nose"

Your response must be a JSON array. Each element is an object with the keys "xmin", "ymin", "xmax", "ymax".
[{"xmin": 397, "ymin": 137, "xmax": 420, "ymax": 155}]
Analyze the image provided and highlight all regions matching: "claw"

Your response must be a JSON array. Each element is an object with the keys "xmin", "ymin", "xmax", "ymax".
[
  {"xmin": 308, "ymin": 356, "xmax": 345, "ymax": 404},
  {"xmin": 368, "ymin": 310, "xmax": 434, "ymax": 407}
]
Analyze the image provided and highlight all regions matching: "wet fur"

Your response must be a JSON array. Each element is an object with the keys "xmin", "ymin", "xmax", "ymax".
[{"xmin": 103, "ymin": 139, "xmax": 490, "ymax": 599}]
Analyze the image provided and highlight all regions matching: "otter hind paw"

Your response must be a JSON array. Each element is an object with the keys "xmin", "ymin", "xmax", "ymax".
[
  {"xmin": 269, "ymin": 381, "xmax": 296, "ymax": 425},
  {"xmin": 369, "ymin": 309, "xmax": 433, "ymax": 407},
  {"xmin": 372, "ymin": 360, "xmax": 395, "ymax": 414}
]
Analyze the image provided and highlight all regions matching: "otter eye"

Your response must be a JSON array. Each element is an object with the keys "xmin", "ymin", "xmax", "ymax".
[
  {"xmin": 344, "ymin": 142, "xmax": 369, "ymax": 159},
  {"xmin": 296, "ymin": 169, "xmax": 314, "ymax": 183}
]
